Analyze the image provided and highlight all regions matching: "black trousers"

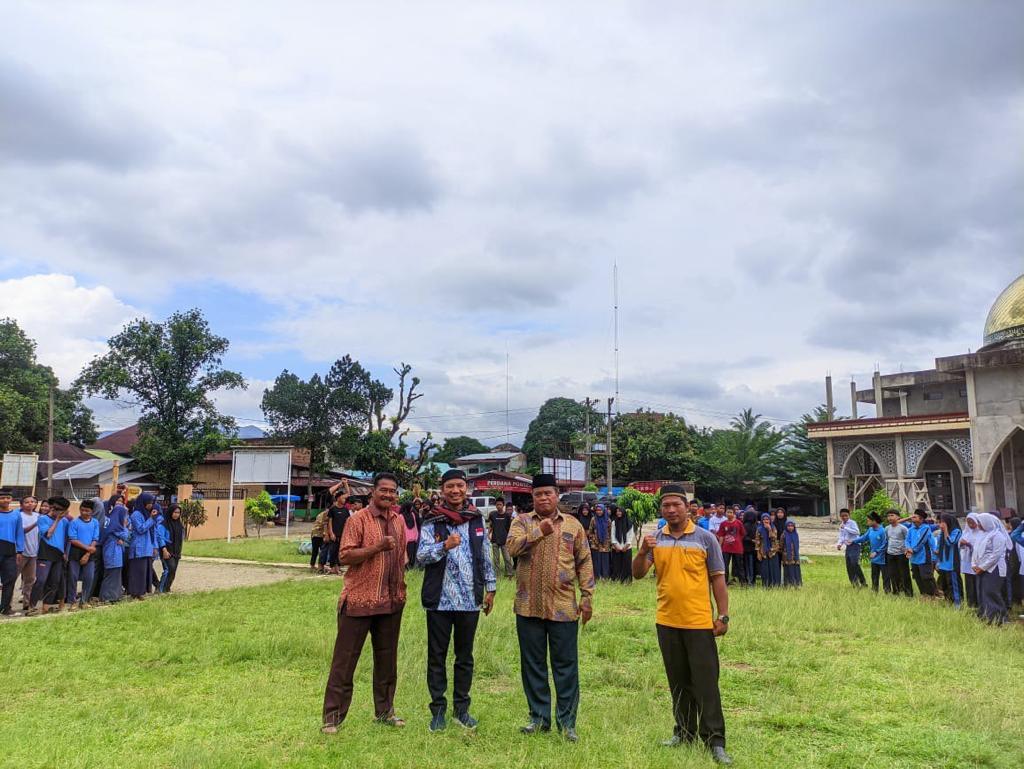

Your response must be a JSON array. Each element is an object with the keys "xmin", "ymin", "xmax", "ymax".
[
  {"xmin": 937, "ymin": 569, "xmax": 963, "ymax": 605},
  {"xmin": 964, "ymin": 572, "xmax": 978, "ymax": 608},
  {"xmin": 722, "ymin": 552, "xmax": 744, "ymax": 584},
  {"xmin": 886, "ymin": 553, "xmax": 913, "ymax": 596},
  {"xmin": 323, "ymin": 606, "xmax": 403, "ymax": 726},
  {"xmin": 310, "ymin": 537, "xmax": 324, "ymax": 568},
  {"xmin": 516, "ymin": 615, "xmax": 579, "ymax": 730},
  {"xmin": 743, "ymin": 551, "xmax": 757, "ymax": 585},
  {"xmin": 911, "ymin": 563, "xmax": 936, "ymax": 596},
  {"xmin": 426, "ymin": 610, "xmax": 480, "ymax": 717},
  {"xmin": 844, "ymin": 544, "xmax": 867, "ymax": 586},
  {"xmin": 656, "ymin": 625, "xmax": 726, "ymax": 748},
  {"xmin": 0, "ymin": 553, "xmax": 17, "ymax": 614},
  {"xmin": 870, "ymin": 562, "xmax": 891, "ymax": 593}
]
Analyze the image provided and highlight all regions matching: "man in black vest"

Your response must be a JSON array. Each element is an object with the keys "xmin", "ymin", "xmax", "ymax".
[{"xmin": 416, "ymin": 469, "xmax": 497, "ymax": 732}]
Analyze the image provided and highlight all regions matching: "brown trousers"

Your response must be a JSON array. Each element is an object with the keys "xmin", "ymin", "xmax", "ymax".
[
  {"xmin": 19, "ymin": 555, "xmax": 37, "ymax": 607},
  {"xmin": 322, "ymin": 606, "xmax": 403, "ymax": 727}
]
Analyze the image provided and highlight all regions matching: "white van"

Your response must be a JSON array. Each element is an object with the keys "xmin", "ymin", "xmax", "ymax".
[{"xmin": 468, "ymin": 496, "xmax": 500, "ymax": 516}]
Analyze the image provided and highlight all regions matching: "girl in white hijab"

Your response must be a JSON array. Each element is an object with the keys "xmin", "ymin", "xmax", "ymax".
[
  {"xmin": 959, "ymin": 513, "xmax": 982, "ymax": 608},
  {"xmin": 971, "ymin": 512, "xmax": 1011, "ymax": 625}
]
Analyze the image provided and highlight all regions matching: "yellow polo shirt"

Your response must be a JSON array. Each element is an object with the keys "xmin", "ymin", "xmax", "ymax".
[{"xmin": 649, "ymin": 520, "xmax": 725, "ymax": 630}]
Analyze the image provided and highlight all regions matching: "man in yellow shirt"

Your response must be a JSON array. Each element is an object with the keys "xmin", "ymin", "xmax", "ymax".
[{"xmin": 633, "ymin": 484, "xmax": 732, "ymax": 765}]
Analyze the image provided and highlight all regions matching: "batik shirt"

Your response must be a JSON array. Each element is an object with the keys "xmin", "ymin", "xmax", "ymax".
[{"xmin": 507, "ymin": 511, "xmax": 595, "ymax": 622}]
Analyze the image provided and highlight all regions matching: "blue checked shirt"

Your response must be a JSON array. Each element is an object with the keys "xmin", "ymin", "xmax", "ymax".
[{"xmin": 417, "ymin": 517, "xmax": 497, "ymax": 611}]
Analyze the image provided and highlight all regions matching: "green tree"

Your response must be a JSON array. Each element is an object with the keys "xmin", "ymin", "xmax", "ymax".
[
  {"xmin": 777, "ymin": 406, "xmax": 831, "ymax": 498},
  {"xmin": 177, "ymin": 498, "xmax": 208, "ymax": 540},
  {"xmin": 522, "ymin": 398, "xmax": 602, "ymax": 470},
  {"xmin": 611, "ymin": 410, "xmax": 698, "ymax": 483},
  {"xmin": 244, "ymin": 490, "xmax": 277, "ymax": 538},
  {"xmin": 433, "ymin": 436, "xmax": 489, "ymax": 464},
  {"xmin": 617, "ymin": 487, "xmax": 658, "ymax": 545},
  {"xmin": 697, "ymin": 409, "xmax": 785, "ymax": 500},
  {"xmin": 77, "ymin": 309, "xmax": 244, "ymax": 493},
  {"xmin": 261, "ymin": 362, "xmax": 368, "ymax": 513},
  {"xmin": 0, "ymin": 318, "xmax": 97, "ymax": 454}
]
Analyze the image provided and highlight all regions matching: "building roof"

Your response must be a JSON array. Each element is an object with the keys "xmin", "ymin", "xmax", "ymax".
[
  {"xmin": 984, "ymin": 273, "xmax": 1024, "ymax": 347},
  {"xmin": 91, "ymin": 424, "xmax": 139, "ymax": 454},
  {"xmin": 807, "ymin": 412, "xmax": 970, "ymax": 439},
  {"xmin": 454, "ymin": 451, "xmax": 521, "ymax": 463},
  {"xmin": 52, "ymin": 457, "xmax": 135, "ymax": 481}
]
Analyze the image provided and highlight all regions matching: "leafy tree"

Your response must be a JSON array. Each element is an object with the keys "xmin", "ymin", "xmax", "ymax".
[
  {"xmin": 522, "ymin": 398, "xmax": 602, "ymax": 469},
  {"xmin": 697, "ymin": 409, "xmax": 785, "ymax": 500},
  {"xmin": 262, "ymin": 357, "xmax": 432, "ymax": 509},
  {"xmin": 261, "ymin": 364, "xmax": 367, "ymax": 513},
  {"xmin": 77, "ymin": 309, "xmax": 244, "ymax": 493},
  {"xmin": 777, "ymin": 406, "xmax": 831, "ymax": 498},
  {"xmin": 244, "ymin": 489, "xmax": 277, "ymax": 538},
  {"xmin": 0, "ymin": 318, "xmax": 97, "ymax": 454},
  {"xmin": 617, "ymin": 487, "xmax": 658, "ymax": 544},
  {"xmin": 611, "ymin": 410, "xmax": 698, "ymax": 483},
  {"xmin": 433, "ymin": 436, "xmax": 489, "ymax": 464},
  {"xmin": 583, "ymin": 482, "xmax": 598, "ymax": 492},
  {"xmin": 177, "ymin": 498, "xmax": 207, "ymax": 540}
]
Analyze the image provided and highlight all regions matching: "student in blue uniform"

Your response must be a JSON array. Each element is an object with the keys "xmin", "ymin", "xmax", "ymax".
[
  {"xmin": 157, "ymin": 504, "xmax": 185, "ymax": 593},
  {"xmin": 853, "ymin": 512, "xmax": 889, "ymax": 593},
  {"xmin": 0, "ymin": 488, "xmax": 27, "ymax": 615},
  {"xmin": 903, "ymin": 509, "xmax": 936, "ymax": 597},
  {"xmin": 29, "ymin": 497, "xmax": 72, "ymax": 615},
  {"xmin": 127, "ymin": 493, "xmax": 161, "ymax": 599},
  {"xmin": 755, "ymin": 513, "xmax": 781, "ymax": 588},
  {"xmin": 781, "ymin": 520, "xmax": 802, "ymax": 587},
  {"xmin": 934, "ymin": 514, "xmax": 962, "ymax": 606},
  {"xmin": 100, "ymin": 501, "xmax": 130, "ymax": 603},
  {"xmin": 66, "ymin": 499, "xmax": 100, "ymax": 609}
]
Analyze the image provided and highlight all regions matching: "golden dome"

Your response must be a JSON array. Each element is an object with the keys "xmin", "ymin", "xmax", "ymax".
[{"xmin": 984, "ymin": 273, "xmax": 1024, "ymax": 346}]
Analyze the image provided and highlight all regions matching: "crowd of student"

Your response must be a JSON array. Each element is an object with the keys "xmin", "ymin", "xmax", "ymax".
[
  {"xmin": 0, "ymin": 484, "xmax": 185, "ymax": 617},
  {"xmin": 835, "ymin": 505, "xmax": 1024, "ymax": 626}
]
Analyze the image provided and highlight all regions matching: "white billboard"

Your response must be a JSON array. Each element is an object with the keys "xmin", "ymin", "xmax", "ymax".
[
  {"xmin": 1, "ymin": 453, "xmax": 38, "ymax": 487},
  {"xmin": 232, "ymin": 449, "xmax": 291, "ymax": 484},
  {"xmin": 542, "ymin": 457, "xmax": 587, "ymax": 483}
]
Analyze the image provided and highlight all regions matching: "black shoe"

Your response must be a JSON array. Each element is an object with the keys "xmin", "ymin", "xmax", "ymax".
[
  {"xmin": 453, "ymin": 712, "xmax": 478, "ymax": 730},
  {"xmin": 429, "ymin": 712, "xmax": 446, "ymax": 732},
  {"xmin": 711, "ymin": 746, "xmax": 733, "ymax": 765},
  {"xmin": 561, "ymin": 727, "xmax": 578, "ymax": 743},
  {"xmin": 520, "ymin": 720, "xmax": 550, "ymax": 735}
]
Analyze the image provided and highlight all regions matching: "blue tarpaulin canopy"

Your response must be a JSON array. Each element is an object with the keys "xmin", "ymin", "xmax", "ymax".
[{"xmin": 269, "ymin": 494, "xmax": 301, "ymax": 502}]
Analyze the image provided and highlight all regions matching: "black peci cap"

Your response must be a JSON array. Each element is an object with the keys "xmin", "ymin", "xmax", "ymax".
[{"xmin": 532, "ymin": 473, "xmax": 558, "ymax": 489}]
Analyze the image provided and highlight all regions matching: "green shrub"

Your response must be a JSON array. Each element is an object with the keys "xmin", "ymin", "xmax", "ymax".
[
  {"xmin": 244, "ymin": 490, "xmax": 277, "ymax": 539},
  {"xmin": 618, "ymin": 487, "xmax": 658, "ymax": 544}
]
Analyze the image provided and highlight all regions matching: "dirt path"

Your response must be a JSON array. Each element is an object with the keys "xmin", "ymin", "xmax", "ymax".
[
  {"xmin": 1, "ymin": 559, "xmax": 321, "ymax": 623},
  {"xmin": 171, "ymin": 559, "xmax": 317, "ymax": 593}
]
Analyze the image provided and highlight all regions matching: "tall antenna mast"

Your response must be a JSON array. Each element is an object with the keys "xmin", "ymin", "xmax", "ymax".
[
  {"xmin": 613, "ymin": 261, "xmax": 620, "ymax": 415},
  {"xmin": 505, "ymin": 345, "xmax": 510, "ymax": 444}
]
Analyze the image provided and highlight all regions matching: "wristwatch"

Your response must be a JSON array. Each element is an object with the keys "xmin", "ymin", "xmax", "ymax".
[{"xmin": 718, "ymin": 615, "xmax": 729, "ymax": 624}]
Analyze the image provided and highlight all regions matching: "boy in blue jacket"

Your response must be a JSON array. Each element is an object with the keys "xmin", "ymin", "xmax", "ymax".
[
  {"xmin": 66, "ymin": 499, "xmax": 100, "ymax": 609},
  {"xmin": 0, "ymin": 488, "xmax": 26, "ymax": 615},
  {"xmin": 853, "ymin": 512, "xmax": 889, "ymax": 593},
  {"xmin": 903, "ymin": 509, "xmax": 936, "ymax": 597}
]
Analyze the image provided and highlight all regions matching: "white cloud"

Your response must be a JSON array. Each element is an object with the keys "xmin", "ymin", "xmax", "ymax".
[
  {"xmin": 0, "ymin": 273, "xmax": 140, "ymax": 385},
  {"xmin": 0, "ymin": 2, "xmax": 1020, "ymax": 436}
]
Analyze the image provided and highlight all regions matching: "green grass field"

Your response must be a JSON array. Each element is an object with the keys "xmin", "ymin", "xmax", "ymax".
[
  {"xmin": 184, "ymin": 536, "xmax": 310, "ymax": 564},
  {"xmin": 4, "ymin": 557, "xmax": 1022, "ymax": 769}
]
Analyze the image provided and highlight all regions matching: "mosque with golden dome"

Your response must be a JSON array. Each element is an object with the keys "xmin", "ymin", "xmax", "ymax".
[{"xmin": 809, "ymin": 273, "xmax": 1024, "ymax": 518}]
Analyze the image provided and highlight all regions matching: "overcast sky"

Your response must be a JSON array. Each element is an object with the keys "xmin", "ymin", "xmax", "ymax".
[{"xmin": 2, "ymin": 1, "xmax": 1021, "ymax": 442}]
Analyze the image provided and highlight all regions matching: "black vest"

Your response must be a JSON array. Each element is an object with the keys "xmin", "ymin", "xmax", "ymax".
[{"xmin": 420, "ymin": 513, "xmax": 488, "ymax": 610}]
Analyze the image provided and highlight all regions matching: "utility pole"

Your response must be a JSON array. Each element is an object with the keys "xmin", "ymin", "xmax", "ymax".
[
  {"xmin": 583, "ymin": 397, "xmax": 595, "ymax": 483},
  {"xmin": 46, "ymin": 383, "xmax": 54, "ymax": 497},
  {"xmin": 606, "ymin": 397, "xmax": 614, "ymax": 496}
]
